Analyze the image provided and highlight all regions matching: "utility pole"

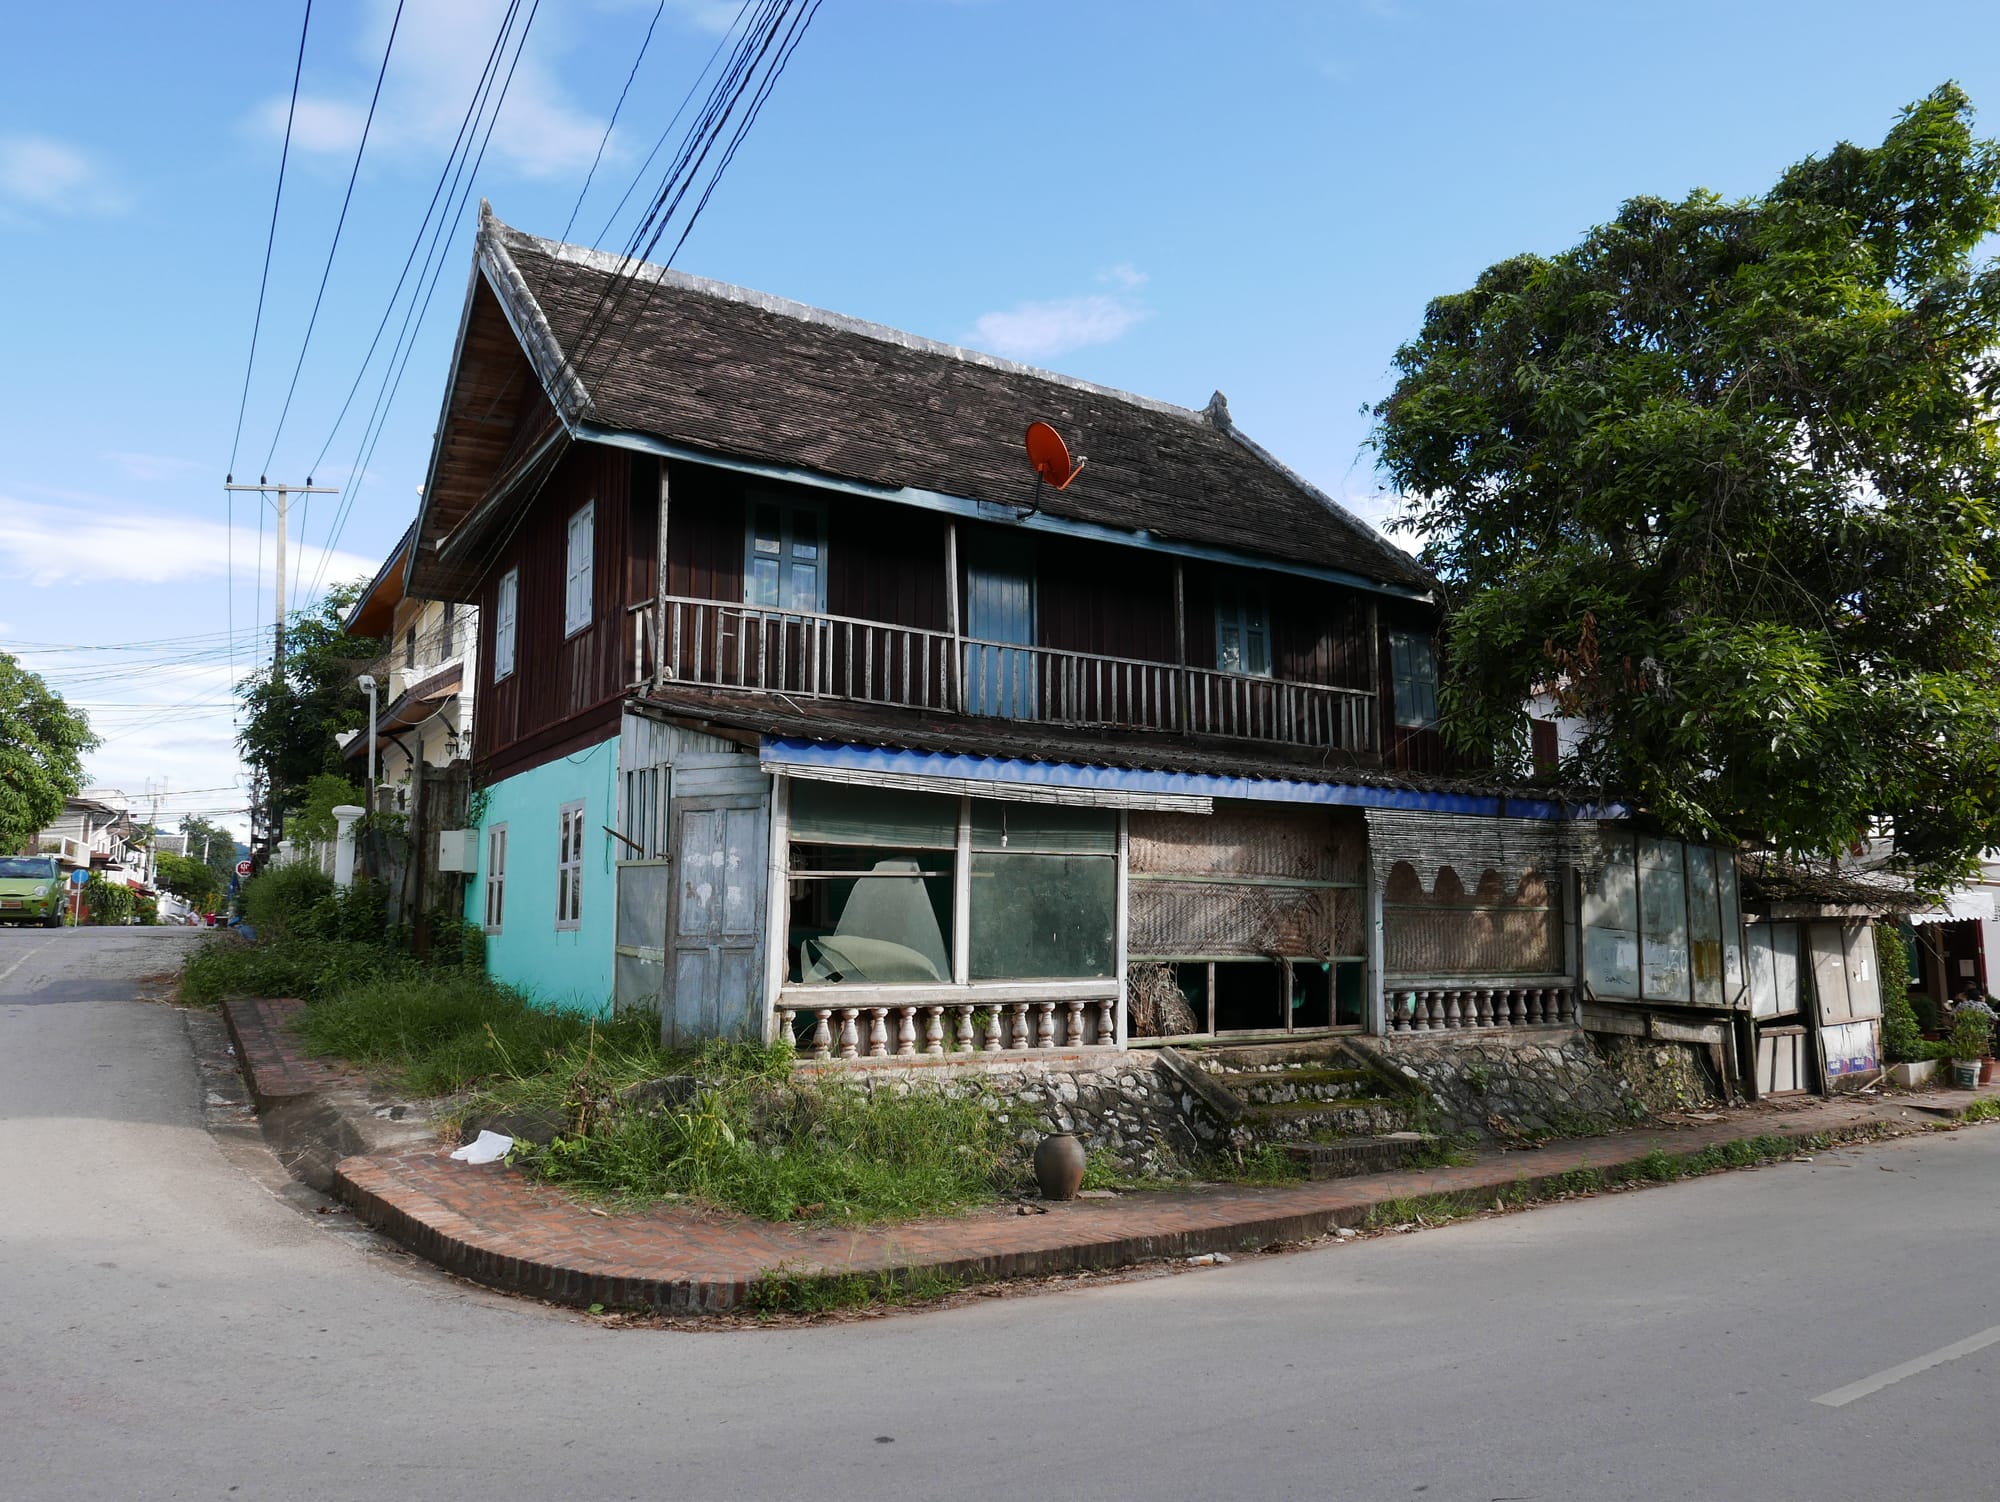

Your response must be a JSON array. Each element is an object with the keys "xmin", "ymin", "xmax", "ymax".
[{"xmin": 223, "ymin": 477, "xmax": 339, "ymax": 851}]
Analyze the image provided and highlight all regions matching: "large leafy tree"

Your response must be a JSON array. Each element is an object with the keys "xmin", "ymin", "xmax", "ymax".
[
  {"xmin": 178, "ymin": 814, "xmax": 241, "ymax": 889},
  {"xmin": 0, "ymin": 651, "xmax": 98, "ymax": 855},
  {"xmin": 1374, "ymin": 85, "xmax": 2000, "ymax": 890},
  {"xmin": 236, "ymin": 582, "xmax": 379, "ymax": 841}
]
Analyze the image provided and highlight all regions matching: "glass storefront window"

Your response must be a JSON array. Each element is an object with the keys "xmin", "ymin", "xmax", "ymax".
[{"xmin": 968, "ymin": 851, "xmax": 1116, "ymax": 980}]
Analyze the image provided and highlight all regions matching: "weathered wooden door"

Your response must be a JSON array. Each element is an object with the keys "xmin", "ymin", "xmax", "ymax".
[
  {"xmin": 663, "ymin": 791, "xmax": 769, "ymax": 1047},
  {"xmin": 612, "ymin": 858, "xmax": 673, "ymax": 1016},
  {"xmin": 965, "ymin": 540, "xmax": 1036, "ymax": 718}
]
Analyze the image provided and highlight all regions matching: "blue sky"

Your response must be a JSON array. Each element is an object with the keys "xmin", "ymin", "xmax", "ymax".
[{"xmin": 3, "ymin": 0, "xmax": 1997, "ymax": 835}]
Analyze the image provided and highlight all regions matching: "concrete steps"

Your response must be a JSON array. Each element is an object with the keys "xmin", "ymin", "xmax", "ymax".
[{"xmin": 1159, "ymin": 1038, "xmax": 1433, "ymax": 1179}]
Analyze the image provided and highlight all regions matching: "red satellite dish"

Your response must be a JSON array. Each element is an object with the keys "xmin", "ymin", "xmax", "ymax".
[{"xmin": 1024, "ymin": 421, "xmax": 1086, "ymax": 491}]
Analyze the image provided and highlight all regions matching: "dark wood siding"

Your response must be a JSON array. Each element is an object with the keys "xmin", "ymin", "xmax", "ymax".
[
  {"xmin": 1033, "ymin": 534, "xmax": 1175, "ymax": 663},
  {"xmin": 473, "ymin": 441, "xmax": 638, "ymax": 781},
  {"xmin": 1182, "ymin": 565, "xmax": 1373, "ymax": 690},
  {"xmin": 663, "ymin": 460, "xmax": 744, "ymax": 602},
  {"xmin": 829, "ymin": 501, "xmax": 946, "ymax": 630}
]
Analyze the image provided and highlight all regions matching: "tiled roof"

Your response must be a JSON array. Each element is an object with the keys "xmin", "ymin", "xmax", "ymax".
[{"xmin": 481, "ymin": 210, "xmax": 1432, "ymax": 591}]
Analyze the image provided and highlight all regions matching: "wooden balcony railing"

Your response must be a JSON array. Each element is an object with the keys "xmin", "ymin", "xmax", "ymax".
[{"xmin": 630, "ymin": 596, "xmax": 1378, "ymax": 752}]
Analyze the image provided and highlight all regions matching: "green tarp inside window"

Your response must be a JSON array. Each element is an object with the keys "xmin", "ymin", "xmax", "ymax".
[{"xmin": 969, "ymin": 800, "xmax": 1115, "ymax": 854}]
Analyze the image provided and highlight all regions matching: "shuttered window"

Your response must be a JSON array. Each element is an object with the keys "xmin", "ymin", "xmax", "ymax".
[
  {"xmin": 1389, "ymin": 630, "xmax": 1439, "ymax": 728},
  {"xmin": 564, "ymin": 502, "xmax": 595, "ymax": 637},
  {"xmin": 493, "ymin": 568, "xmax": 518, "ymax": 681}
]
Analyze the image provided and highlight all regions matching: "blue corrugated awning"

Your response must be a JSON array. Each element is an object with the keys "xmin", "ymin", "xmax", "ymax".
[{"xmin": 759, "ymin": 737, "xmax": 1619, "ymax": 821}]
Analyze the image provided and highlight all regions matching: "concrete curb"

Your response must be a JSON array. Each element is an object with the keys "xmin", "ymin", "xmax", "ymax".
[{"xmin": 223, "ymin": 998, "xmax": 2000, "ymax": 1315}]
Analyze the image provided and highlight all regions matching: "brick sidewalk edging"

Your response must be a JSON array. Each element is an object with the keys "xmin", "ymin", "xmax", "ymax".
[{"xmin": 226, "ymin": 999, "xmax": 2000, "ymax": 1315}]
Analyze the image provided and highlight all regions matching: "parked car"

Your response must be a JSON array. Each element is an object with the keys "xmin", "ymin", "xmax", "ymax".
[{"xmin": 0, "ymin": 856, "xmax": 65, "ymax": 928}]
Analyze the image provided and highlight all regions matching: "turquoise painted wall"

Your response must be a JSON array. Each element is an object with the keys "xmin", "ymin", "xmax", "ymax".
[{"xmin": 467, "ymin": 733, "xmax": 620, "ymax": 1014}]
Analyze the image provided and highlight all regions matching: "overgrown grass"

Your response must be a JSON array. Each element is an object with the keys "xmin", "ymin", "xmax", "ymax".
[
  {"xmin": 178, "ymin": 934, "xmax": 411, "ymax": 1007},
  {"xmin": 1208, "ymin": 1142, "xmax": 1308, "ymax": 1185},
  {"xmin": 297, "ymin": 971, "xmax": 666, "ymax": 1096},
  {"xmin": 510, "ymin": 1050, "xmax": 1010, "ymax": 1223},
  {"xmin": 744, "ymin": 1262, "xmax": 970, "ymax": 1316}
]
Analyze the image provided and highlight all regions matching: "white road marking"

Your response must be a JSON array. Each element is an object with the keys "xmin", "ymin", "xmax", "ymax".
[
  {"xmin": 1814, "ymin": 1324, "xmax": 2000, "ymax": 1407},
  {"xmin": 0, "ymin": 937, "xmax": 55, "ymax": 992}
]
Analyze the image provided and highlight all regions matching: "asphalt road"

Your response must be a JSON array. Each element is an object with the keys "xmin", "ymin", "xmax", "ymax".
[{"xmin": 5, "ymin": 925, "xmax": 2000, "ymax": 1502}]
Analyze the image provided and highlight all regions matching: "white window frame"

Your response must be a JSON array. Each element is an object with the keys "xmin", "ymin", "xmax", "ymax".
[
  {"xmin": 483, "ymin": 823, "xmax": 508, "ymax": 934},
  {"xmin": 565, "ymin": 501, "xmax": 595, "ymax": 638},
  {"xmin": 493, "ymin": 568, "xmax": 519, "ymax": 682},
  {"xmin": 556, "ymin": 801, "xmax": 585, "ymax": 930}
]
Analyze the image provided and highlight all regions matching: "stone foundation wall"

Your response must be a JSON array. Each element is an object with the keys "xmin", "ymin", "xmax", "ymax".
[
  {"xmin": 1348, "ymin": 1028, "xmax": 1721, "ymax": 1140},
  {"xmin": 800, "ymin": 1054, "xmax": 1218, "ymax": 1179}
]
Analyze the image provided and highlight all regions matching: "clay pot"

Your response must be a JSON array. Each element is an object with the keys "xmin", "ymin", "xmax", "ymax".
[
  {"xmin": 1033, "ymin": 1134, "xmax": 1086, "ymax": 1201},
  {"xmin": 1981, "ymin": 1057, "xmax": 1998, "ymax": 1087}
]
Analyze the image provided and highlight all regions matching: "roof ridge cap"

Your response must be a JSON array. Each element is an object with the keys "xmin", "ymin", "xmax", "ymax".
[{"xmin": 496, "ymin": 218, "xmax": 1205, "ymax": 424}]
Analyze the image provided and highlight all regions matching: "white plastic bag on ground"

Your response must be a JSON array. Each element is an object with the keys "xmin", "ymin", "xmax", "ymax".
[{"xmin": 449, "ymin": 1130, "xmax": 514, "ymax": 1164}]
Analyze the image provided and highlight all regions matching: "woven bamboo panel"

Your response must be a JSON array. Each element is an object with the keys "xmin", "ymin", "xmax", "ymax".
[
  {"xmin": 1128, "ymin": 807, "xmax": 1365, "ymax": 884},
  {"xmin": 1130, "ymin": 881, "xmax": 1361, "ymax": 958},
  {"xmin": 1384, "ymin": 856, "xmax": 1563, "ymax": 979}
]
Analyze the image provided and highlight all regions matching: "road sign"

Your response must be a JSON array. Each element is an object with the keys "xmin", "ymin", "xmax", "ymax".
[
  {"xmin": 69, "ymin": 869, "xmax": 90, "ymax": 886},
  {"xmin": 235, "ymin": 860, "xmax": 254, "ymax": 878}
]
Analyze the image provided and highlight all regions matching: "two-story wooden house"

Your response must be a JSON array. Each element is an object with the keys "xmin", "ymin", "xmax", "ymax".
[{"xmin": 404, "ymin": 205, "xmax": 1608, "ymax": 1058}]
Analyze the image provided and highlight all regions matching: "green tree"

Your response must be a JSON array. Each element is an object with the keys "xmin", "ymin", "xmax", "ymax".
[
  {"xmin": 236, "ymin": 581, "xmax": 379, "ymax": 839},
  {"xmin": 178, "ymin": 814, "xmax": 241, "ymax": 890},
  {"xmin": 155, "ymin": 851, "xmax": 222, "ymax": 909},
  {"xmin": 1373, "ymin": 85, "xmax": 2000, "ymax": 891},
  {"xmin": 0, "ymin": 651, "xmax": 98, "ymax": 855}
]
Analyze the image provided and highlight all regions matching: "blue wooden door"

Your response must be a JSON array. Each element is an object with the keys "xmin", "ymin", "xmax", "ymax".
[{"xmin": 965, "ymin": 542, "xmax": 1036, "ymax": 718}]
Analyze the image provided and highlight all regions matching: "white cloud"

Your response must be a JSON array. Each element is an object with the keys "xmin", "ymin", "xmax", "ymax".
[
  {"xmin": 0, "ymin": 495, "xmax": 378, "ymax": 590},
  {"xmin": 0, "ymin": 134, "xmax": 127, "ymax": 219},
  {"xmin": 967, "ymin": 294, "xmax": 1150, "ymax": 363},
  {"xmin": 1099, "ymin": 263, "xmax": 1148, "ymax": 290},
  {"xmin": 103, "ymin": 452, "xmax": 207, "ymax": 485},
  {"xmin": 661, "ymin": 0, "xmax": 747, "ymax": 36},
  {"xmin": 256, "ymin": 0, "xmax": 612, "ymax": 180}
]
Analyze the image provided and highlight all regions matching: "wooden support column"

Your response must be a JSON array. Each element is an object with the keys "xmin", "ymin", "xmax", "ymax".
[
  {"xmin": 653, "ymin": 458, "xmax": 671, "ymax": 687},
  {"xmin": 952, "ymin": 795, "xmax": 971, "ymax": 986},
  {"xmin": 944, "ymin": 520, "xmax": 963, "ymax": 712},
  {"xmin": 1366, "ymin": 857, "xmax": 1387, "ymax": 1035},
  {"xmin": 763, "ymin": 773, "xmax": 790, "ymax": 1046}
]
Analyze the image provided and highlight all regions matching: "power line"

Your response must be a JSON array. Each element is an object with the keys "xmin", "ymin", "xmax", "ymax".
[
  {"xmin": 303, "ymin": 0, "xmax": 522, "ymax": 487},
  {"xmin": 560, "ymin": 0, "xmax": 667, "ymax": 244},
  {"xmin": 227, "ymin": 0, "xmax": 312, "ymax": 482},
  {"xmin": 305, "ymin": 0, "xmax": 543, "ymax": 608},
  {"xmin": 259, "ymin": 0, "xmax": 407, "ymax": 477}
]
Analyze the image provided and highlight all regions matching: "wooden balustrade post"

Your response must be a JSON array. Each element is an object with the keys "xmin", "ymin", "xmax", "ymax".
[
  {"xmin": 1035, "ymin": 1002, "xmax": 1056, "ymax": 1050},
  {"xmin": 1097, "ymin": 997, "xmax": 1118, "ymax": 1045},
  {"xmin": 1063, "ymin": 1000, "xmax": 1085, "ymax": 1049},
  {"xmin": 1010, "ymin": 1004, "xmax": 1031, "ymax": 1052},
  {"xmin": 811, "ymin": 1009, "xmax": 833, "ymax": 1060},
  {"xmin": 982, "ymin": 1006, "xmax": 1003, "ymax": 1053},
  {"xmin": 1444, "ymin": 991, "xmax": 1463, "ymax": 1029},
  {"xmin": 777, "ymin": 1007, "xmax": 796, "ymax": 1050},
  {"xmin": 838, "ymin": 1008, "xmax": 860, "ymax": 1059},
  {"xmin": 955, "ymin": 1004, "xmax": 975, "ymax": 1053},
  {"xmin": 895, "ymin": 1007, "xmax": 918, "ymax": 1057},
  {"xmin": 867, "ymin": 1007, "xmax": 890, "ymax": 1058},
  {"xmin": 923, "ymin": 1005, "xmax": 945, "ymax": 1055}
]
